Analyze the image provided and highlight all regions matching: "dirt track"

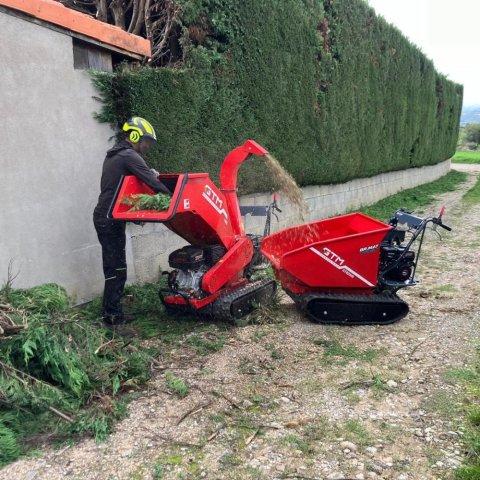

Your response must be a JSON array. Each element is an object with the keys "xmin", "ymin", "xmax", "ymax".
[{"xmin": 2, "ymin": 166, "xmax": 479, "ymax": 480}]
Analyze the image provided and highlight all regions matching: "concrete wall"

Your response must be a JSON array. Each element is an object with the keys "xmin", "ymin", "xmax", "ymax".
[
  {"xmin": 0, "ymin": 9, "xmax": 452, "ymax": 305},
  {"xmin": 0, "ymin": 10, "xmax": 114, "ymax": 303}
]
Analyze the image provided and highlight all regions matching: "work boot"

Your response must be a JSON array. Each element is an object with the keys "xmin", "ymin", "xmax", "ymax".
[
  {"xmin": 103, "ymin": 314, "xmax": 121, "ymax": 326},
  {"xmin": 107, "ymin": 324, "xmax": 138, "ymax": 338},
  {"xmin": 102, "ymin": 314, "xmax": 137, "ymax": 337}
]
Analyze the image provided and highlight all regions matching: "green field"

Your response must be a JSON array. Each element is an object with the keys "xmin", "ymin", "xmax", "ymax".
[{"xmin": 452, "ymin": 151, "xmax": 480, "ymax": 164}]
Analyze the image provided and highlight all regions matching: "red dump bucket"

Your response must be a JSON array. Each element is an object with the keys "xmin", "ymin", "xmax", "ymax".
[{"xmin": 261, "ymin": 213, "xmax": 392, "ymax": 293}]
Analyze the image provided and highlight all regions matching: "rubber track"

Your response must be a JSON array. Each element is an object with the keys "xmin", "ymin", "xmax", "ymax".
[
  {"xmin": 288, "ymin": 291, "xmax": 409, "ymax": 325},
  {"xmin": 211, "ymin": 279, "xmax": 277, "ymax": 323}
]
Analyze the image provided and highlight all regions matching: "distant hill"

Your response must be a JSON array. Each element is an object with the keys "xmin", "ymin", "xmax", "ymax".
[{"xmin": 461, "ymin": 104, "xmax": 480, "ymax": 125}]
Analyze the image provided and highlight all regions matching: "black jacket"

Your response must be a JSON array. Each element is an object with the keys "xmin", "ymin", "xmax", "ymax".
[{"xmin": 94, "ymin": 140, "xmax": 170, "ymax": 218}]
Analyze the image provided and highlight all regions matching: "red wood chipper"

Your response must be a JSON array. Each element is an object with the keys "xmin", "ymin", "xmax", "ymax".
[
  {"xmin": 110, "ymin": 140, "xmax": 277, "ymax": 322},
  {"xmin": 110, "ymin": 140, "xmax": 451, "ymax": 325}
]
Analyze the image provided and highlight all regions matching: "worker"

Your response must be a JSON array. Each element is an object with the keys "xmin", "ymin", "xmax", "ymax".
[{"xmin": 93, "ymin": 116, "xmax": 170, "ymax": 328}]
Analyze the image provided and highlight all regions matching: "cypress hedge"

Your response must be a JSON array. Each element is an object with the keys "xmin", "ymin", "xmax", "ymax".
[{"xmin": 93, "ymin": 0, "xmax": 462, "ymax": 194}]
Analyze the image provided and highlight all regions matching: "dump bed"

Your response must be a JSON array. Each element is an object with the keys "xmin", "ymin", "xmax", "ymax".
[{"xmin": 261, "ymin": 213, "xmax": 392, "ymax": 293}]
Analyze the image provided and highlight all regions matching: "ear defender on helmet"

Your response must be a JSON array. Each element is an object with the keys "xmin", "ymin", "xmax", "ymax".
[{"xmin": 122, "ymin": 117, "xmax": 157, "ymax": 144}]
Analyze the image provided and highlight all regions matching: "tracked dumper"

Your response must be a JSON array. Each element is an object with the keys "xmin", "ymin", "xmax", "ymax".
[{"xmin": 261, "ymin": 209, "xmax": 451, "ymax": 325}]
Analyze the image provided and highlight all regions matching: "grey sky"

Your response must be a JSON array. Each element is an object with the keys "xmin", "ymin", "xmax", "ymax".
[{"xmin": 367, "ymin": 0, "xmax": 479, "ymax": 105}]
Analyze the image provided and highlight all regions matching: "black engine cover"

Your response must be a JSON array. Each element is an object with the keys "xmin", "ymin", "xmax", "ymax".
[
  {"xmin": 169, "ymin": 246, "xmax": 205, "ymax": 270},
  {"xmin": 380, "ymin": 246, "xmax": 415, "ymax": 281}
]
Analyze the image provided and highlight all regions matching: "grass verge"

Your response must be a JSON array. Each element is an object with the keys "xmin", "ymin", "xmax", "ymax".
[
  {"xmin": 358, "ymin": 170, "xmax": 467, "ymax": 220},
  {"xmin": 455, "ymin": 345, "xmax": 480, "ymax": 479},
  {"xmin": 453, "ymin": 151, "xmax": 480, "ymax": 164},
  {"xmin": 463, "ymin": 176, "xmax": 480, "ymax": 205}
]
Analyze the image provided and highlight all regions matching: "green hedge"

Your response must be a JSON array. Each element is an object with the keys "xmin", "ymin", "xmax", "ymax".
[{"xmin": 93, "ymin": 0, "xmax": 462, "ymax": 194}]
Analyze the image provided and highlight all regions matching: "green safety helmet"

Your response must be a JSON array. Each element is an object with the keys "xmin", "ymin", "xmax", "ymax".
[{"xmin": 122, "ymin": 116, "xmax": 157, "ymax": 144}]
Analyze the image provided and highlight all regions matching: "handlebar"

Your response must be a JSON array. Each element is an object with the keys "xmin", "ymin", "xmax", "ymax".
[
  {"xmin": 269, "ymin": 193, "xmax": 282, "ymax": 213},
  {"xmin": 390, "ymin": 209, "xmax": 452, "ymax": 233},
  {"xmin": 433, "ymin": 218, "xmax": 452, "ymax": 231}
]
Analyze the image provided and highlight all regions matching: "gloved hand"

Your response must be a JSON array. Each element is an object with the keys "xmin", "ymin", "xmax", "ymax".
[{"xmin": 151, "ymin": 168, "xmax": 160, "ymax": 177}]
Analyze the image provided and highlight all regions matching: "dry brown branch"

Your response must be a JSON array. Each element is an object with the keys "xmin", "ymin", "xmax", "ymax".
[
  {"xmin": 109, "ymin": 0, "xmax": 126, "ymax": 29},
  {"xmin": 245, "ymin": 429, "xmax": 258, "ymax": 446},
  {"xmin": 259, "ymin": 423, "xmax": 282, "ymax": 430},
  {"xmin": 148, "ymin": 357, "xmax": 166, "ymax": 369},
  {"xmin": 128, "ymin": 0, "xmax": 146, "ymax": 34},
  {"xmin": 0, "ymin": 324, "xmax": 25, "ymax": 334},
  {"xmin": 218, "ymin": 391, "xmax": 242, "ymax": 410},
  {"xmin": 143, "ymin": 427, "xmax": 203, "ymax": 448},
  {"xmin": 2, "ymin": 259, "xmax": 20, "ymax": 295},
  {"xmin": 405, "ymin": 339, "xmax": 428, "ymax": 362},
  {"xmin": 97, "ymin": 0, "xmax": 108, "ymax": 21},
  {"xmin": 207, "ymin": 425, "xmax": 225, "ymax": 442},
  {"xmin": 149, "ymin": 1, "xmax": 181, "ymax": 65},
  {"xmin": 175, "ymin": 400, "xmax": 212, "ymax": 426},
  {"xmin": 340, "ymin": 380, "xmax": 376, "ymax": 390},
  {"xmin": 94, "ymin": 338, "xmax": 116, "ymax": 355},
  {"xmin": 48, "ymin": 406, "xmax": 74, "ymax": 423}
]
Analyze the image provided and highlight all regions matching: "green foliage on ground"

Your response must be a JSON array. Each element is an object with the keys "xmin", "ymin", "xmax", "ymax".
[
  {"xmin": 0, "ymin": 284, "xmax": 155, "ymax": 466},
  {"xmin": 453, "ymin": 151, "xmax": 480, "ymax": 164},
  {"xmin": 0, "ymin": 278, "xmax": 235, "ymax": 467},
  {"xmin": 463, "ymin": 176, "xmax": 480, "ymax": 205},
  {"xmin": 92, "ymin": 0, "xmax": 462, "ymax": 195},
  {"xmin": 358, "ymin": 170, "xmax": 467, "ymax": 221},
  {"xmin": 164, "ymin": 371, "xmax": 189, "ymax": 398}
]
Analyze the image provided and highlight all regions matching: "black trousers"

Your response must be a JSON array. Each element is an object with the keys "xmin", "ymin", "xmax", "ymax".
[{"xmin": 93, "ymin": 215, "xmax": 127, "ymax": 323}]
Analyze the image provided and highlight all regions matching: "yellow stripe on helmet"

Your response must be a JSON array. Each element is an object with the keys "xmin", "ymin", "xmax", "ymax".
[{"xmin": 140, "ymin": 119, "xmax": 154, "ymax": 135}]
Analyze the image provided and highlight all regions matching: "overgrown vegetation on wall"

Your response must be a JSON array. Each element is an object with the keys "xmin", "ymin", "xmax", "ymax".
[{"xmin": 93, "ymin": 0, "xmax": 462, "ymax": 194}]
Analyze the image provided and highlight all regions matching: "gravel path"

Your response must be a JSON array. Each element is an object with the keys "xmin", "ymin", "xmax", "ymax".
[{"xmin": 2, "ymin": 169, "xmax": 479, "ymax": 480}]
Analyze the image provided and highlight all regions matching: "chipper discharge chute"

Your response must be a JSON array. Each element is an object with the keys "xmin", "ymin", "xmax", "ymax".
[
  {"xmin": 109, "ymin": 140, "xmax": 276, "ymax": 322},
  {"xmin": 261, "ymin": 209, "xmax": 451, "ymax": 325}
]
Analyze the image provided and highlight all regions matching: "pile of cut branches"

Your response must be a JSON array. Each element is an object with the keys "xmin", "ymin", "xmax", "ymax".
[
  {"xmin": 0, "ymin": 283, "xmax": 153, "ymax": 468},
  {"xmin": 121, "ymin": 192, "xmax": 171, "ymax": 211}
]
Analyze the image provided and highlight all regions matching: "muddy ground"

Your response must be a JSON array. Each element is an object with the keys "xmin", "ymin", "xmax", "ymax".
[{"xmin": 2, "ymin": 166, "xmax": 479, "ymax": 480}]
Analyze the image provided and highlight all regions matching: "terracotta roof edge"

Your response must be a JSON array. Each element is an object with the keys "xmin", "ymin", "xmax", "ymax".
[{"xmin": 0, "ymin": 0, "xmax": 151, "ymax": 57}]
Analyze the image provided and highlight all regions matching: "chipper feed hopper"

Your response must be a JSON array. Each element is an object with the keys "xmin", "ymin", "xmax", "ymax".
[{"xmin": 111, "ymin": 139, "xmax": 451, "ymax": 325}]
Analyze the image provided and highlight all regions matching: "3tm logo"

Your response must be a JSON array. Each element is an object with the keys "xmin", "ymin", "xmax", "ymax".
[
  {"xmin": 322, "ymin": 247, "xmax": 345, "ymax": 267},
  {"xmin": 202, "ymin": 185, "xmax": 228, "ymax": 223},
  {"xmin": 310, "ymin": 246, "xmax": 375, "ymax": 287}
]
